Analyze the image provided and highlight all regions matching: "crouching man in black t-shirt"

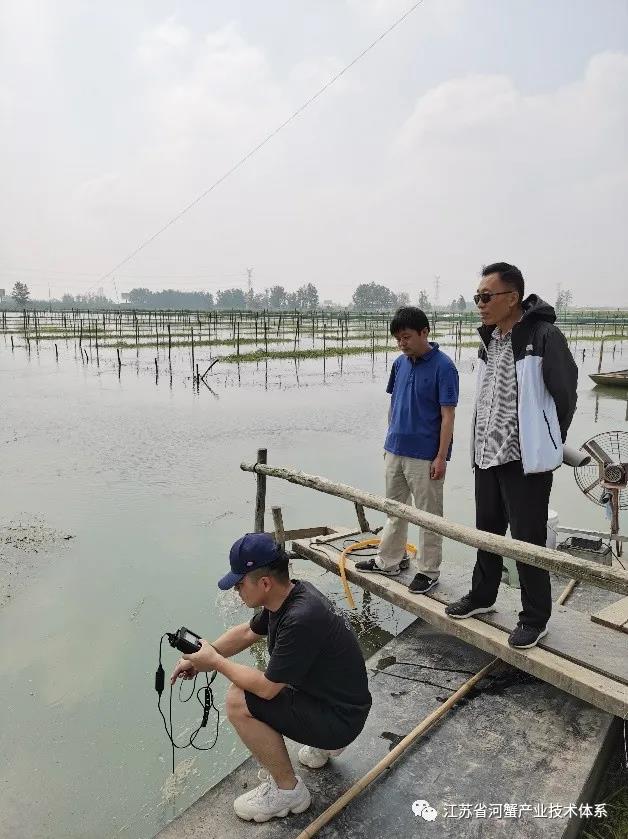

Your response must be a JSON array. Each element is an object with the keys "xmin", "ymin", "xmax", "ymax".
[{"xmin": 170, "ymin": 533, "xmax": 372, "ymax": 823}]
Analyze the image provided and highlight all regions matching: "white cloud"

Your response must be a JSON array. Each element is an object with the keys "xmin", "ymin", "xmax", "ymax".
[
  {"xmin": 137, "ymin": 16, "xmax": 190, "ymax": 65},
  {"xmin": 141, "ymin": 22, "xmax": 284, "ymax": 147},
  {"xmin": 394, "ymin": 52, "xmax": 628, "ymax": 185},
  {"xmin": 384, "ymin": 51, "xmax": 628, "ymax": 301}
]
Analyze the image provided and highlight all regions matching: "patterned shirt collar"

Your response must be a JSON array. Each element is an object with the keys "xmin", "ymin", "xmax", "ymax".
[{"xmin": 491, "ymin": 315, "xmax": 523, "ymax": 341}]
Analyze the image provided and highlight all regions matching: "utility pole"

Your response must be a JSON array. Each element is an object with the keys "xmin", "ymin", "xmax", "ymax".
[
  {"xmin": 246, "ymin": 268, "xmax": 253, "ymax": 310},
  {"xmin": 433, "ymin": 275, "xmax": 441, "ymax": 311}
]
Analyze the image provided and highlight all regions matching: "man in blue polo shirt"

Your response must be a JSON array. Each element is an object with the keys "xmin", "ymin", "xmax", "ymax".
[{"xmin": 356, "ymin": 307, "xmax": 459, "ymax": 593}]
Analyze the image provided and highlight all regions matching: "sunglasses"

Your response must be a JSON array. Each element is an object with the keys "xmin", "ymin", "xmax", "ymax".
[{"xmin": 473, "ymin": 290, "xmax": 514, "ymax": 305}]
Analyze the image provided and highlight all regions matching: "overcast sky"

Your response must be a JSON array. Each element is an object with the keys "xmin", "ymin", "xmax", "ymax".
[{"xmin": 1, "ymin": 0, "xmax": 627, "ymax": 305}]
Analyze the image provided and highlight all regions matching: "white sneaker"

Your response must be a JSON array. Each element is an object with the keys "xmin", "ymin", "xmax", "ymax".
[
  {"xmin": 233, "ymin": 772, "xmax": 311, "ymax": 822},
  {"xmin": 298, "ymin": 745, "xmax": 346, "ymax": 769}
]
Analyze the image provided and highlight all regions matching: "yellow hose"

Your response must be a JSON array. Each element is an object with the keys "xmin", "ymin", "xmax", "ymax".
[{"xmin": 339, "ymin": 539, "xmax": 417, "ymax": 609}]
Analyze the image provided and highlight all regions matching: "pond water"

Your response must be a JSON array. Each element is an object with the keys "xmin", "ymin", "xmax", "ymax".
[{"xmin": 0, "ymin": 333, "xmax": 626, "ymax": 839}]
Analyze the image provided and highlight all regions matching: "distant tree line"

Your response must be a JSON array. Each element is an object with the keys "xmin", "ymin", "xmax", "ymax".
[
  {"xmin": 125, "ymin": 282, "xmax": 321, "ymax": 311},
  {"xmin": 351, "ymin": 283, "xmax": 437, "ymax": 312},
  {"xmin": 0, "ymin": 280, "xmax": 507, "ymax": 315}
]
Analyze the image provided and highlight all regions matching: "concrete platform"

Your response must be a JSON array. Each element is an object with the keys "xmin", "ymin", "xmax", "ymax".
[{"xmin": 156, "ymin": 619, "xmax": 615, "ymax": 839}]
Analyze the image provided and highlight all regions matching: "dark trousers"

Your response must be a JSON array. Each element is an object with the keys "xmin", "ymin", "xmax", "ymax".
[{"xmin": 471, "ymin": 461, "xmax": 553, "ymax": 628}]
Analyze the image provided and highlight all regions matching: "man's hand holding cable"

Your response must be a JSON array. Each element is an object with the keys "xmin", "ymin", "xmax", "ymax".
[
  {"xmin": 183, "ymin": 639, "xmax": 221, "ymax": 673},
  {"xmin": 170, "ymin": 658, "xmax": 197, "ymax": 685},
  {"xmin": 183, "ymin": 639, "xmax": 286, "ymax": 701}
]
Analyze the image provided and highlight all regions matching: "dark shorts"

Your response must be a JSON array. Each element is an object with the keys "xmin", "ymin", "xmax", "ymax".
[{"xmin": 244, "ymin": 687, "xmax": 370, "ymax": 751}]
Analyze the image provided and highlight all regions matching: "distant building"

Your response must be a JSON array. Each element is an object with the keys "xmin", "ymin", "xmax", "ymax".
[
  {"xmin": 0, "ymin": 289, "xmax": 5, "ymax": 301},
  {"xmin": 121, "ymin": 292, "xmax": 130, "ymax": 302}
]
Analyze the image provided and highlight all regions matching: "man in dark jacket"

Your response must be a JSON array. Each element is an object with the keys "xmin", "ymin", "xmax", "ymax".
[{"xmin": 445, "ymin": 262, "xmax": 578, "ymax": 649}]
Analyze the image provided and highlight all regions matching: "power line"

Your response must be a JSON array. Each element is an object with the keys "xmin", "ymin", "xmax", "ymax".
[
  {"xmin": 0, "ymin": 266, "xmax": 251, "ymax": 283},
  {"xmin": 97, "ymin": 0, "xmax": 426, "ymax": 285}
]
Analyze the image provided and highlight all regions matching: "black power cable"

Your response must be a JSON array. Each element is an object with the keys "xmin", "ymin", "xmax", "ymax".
[{"xmin": 155, "ymin": 635, "xmax": 220, "ymax": 774}]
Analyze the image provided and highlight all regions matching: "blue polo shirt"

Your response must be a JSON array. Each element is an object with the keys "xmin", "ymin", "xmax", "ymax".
[{"xmin": 384, "ymin": 343, "xmax": 459, "ymax": 461}]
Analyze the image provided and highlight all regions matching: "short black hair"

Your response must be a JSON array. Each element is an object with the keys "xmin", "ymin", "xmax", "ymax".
[
  {"xmin": 248, "ymin": 557, "xmax": 290, "ymax": 585},
  {"xmin": 481, "ymin": 262, "xmax": 525, "ymax": 303},
  {"xmin": 390, "ymin": 306, "xmax": 430, "ymax": 336}
]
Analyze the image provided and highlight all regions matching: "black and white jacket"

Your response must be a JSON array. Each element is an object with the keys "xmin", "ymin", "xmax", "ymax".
[{"xmin": 471, "ymin": 295, "xmax": 578, "ymax": 475}]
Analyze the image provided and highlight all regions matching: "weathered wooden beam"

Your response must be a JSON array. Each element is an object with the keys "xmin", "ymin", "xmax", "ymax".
[
  {"xmin": 241, "ymin": 461, "xmax": 628, "ymax": 595},
  {"xmin": 261, "ymin": 526, "xmax": 331, "ymax": 541},
  {"xmin": 294, "ymin": 538, "xmax": 628, "ymax": 718}
]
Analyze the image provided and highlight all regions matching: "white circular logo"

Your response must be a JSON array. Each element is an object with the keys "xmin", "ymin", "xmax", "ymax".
[{"xmin": 412, "ymin": 800, "xmax": 438, "ymax": 821}]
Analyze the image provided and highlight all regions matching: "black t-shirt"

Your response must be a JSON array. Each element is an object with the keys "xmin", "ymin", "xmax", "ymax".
[{"xmin": 249, "ymin": 580, "xmax": 371, "ymax": 713}]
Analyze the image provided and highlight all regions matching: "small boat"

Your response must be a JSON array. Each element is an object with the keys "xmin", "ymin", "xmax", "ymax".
[{"xmin": 589, "ymin": 369, "xmax": 628, "ymax": 388}]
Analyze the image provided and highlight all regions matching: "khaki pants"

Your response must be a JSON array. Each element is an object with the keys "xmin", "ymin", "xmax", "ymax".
[{"xmin": 378, "ymin": 452, "xmax": 444, "ymax": 578}]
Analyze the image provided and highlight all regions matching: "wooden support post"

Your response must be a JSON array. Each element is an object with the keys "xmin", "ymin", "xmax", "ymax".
[
  {"xmin": 254, "ymin": 449, "xmax": 268, "ymax": 532},
  {"xmin": 354, "ymin": 503, "xmax": 370, "ymax": 533},
  {"xmin": 272, "ymin": 506, "xmax": 286, "ymax": 550}
]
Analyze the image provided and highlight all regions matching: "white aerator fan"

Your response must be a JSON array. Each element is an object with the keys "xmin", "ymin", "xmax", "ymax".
[{"xmin": 571, "ymin": 431, "xmax": 628, "ymax": 557}]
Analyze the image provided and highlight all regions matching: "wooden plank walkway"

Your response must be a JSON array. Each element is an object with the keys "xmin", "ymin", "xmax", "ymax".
[
  {"xmin": 292, "ymin": 529, "xmax": 628, "ymax": 718},
  {"xmin": 591, "ymin": 595, "xmax": 628, "ymax": 634}
]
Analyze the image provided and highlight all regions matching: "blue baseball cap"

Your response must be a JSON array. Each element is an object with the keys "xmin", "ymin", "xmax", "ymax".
[{"xmin": 217, "ymin": 533, "xmax": 283, "ymax": 590}]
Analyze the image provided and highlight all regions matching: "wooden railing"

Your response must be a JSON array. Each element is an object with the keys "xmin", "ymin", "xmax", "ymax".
[{"xmin": 241, "ymin": 460, "xmax": 628, "ymax": 596}]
